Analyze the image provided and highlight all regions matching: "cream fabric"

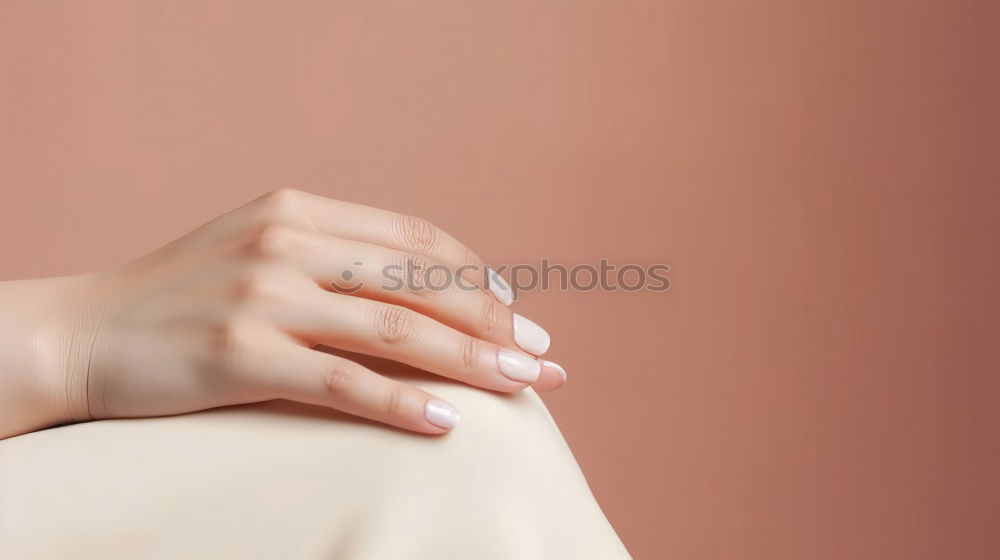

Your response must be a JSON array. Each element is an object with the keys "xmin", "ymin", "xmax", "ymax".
[{"xmin": 0, "ymin": 375, "xmax": 630, "ymax": 559}]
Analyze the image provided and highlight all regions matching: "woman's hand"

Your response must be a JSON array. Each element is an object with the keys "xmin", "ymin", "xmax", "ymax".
[{"xmin": 2, "ymin": 189, "xmax": 566, "ymax": 439}]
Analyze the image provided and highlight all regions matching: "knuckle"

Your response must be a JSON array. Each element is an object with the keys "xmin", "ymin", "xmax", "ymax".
[
  {"xmin": 234, "ymin": 263, "xmax": 284, "ymax": 302},
  {"xmin": 423, "ymin": 265, "xmax": 451, "ymax": 298},
  {"xmin": 384, "ymin": 385, "xmax": 406, "ymax": 418},
  {"xmin": 460, "ymin": 336, "xmax": 479, "ymax": 368},
  {"xmin": 391, "ymin": 213, "xmax": 441, "ymax": 255},
  {"xmin": 248, "ymin": 223, "xmax": 296, "ymax": 256},
  {"xmin": 258, "ymin": 187, "xmax": 301, "ymax": 217},
  {"xmin": 370, "ymin": 304, "xmax": 416, "ymax": 344},
  {"xmin": 322, "ymin": 364, "xmax": 357, "ymax": 400},
  {"xmin": 264, "ymin": 186, "xmax": 301, "ymax": 205},
  {"xmin": 395, "ymin": 253, "xmax": 448, "ymax": 300},
  {"xmin": 482, "ymin": 296, "xmax": 499, "ymax": 333}
]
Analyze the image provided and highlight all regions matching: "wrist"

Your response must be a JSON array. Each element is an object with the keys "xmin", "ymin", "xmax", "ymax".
[{"xmin": 0, "ymin": 274, "xmax": 105, "ymax": 438}]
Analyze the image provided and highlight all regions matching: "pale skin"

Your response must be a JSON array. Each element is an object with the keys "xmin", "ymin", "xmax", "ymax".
[{"xmin": 0, "ymin": 188, "xmax": 566, "ymax": 440}]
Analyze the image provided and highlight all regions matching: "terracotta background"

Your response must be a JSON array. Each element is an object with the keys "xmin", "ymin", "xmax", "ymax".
[{"xmin": 2, "ymin": 1, "xmax": 998, "ymax": 558}]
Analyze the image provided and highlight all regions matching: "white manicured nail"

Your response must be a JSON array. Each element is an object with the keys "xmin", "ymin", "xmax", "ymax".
[
  {"xmin": 497, "ymin": 348, "xmax": 541, "ymax": 383},
  {"xmin": 513, "ymin": 314, "xmax": 551, "ymax": 355},
  {"xmin": 542, "ymin": 360, "xmax": 567, "ymax": 382},
  {"xmin": 486, "ymin": 267, "xmax": 514, "ymax": 305},
  {"xmin": 425, "ymin": 400, "xmax": 460, "ymax": 429}
]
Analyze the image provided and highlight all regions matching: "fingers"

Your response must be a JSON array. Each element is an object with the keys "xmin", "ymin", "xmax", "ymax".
[
  {"xmin": 248, "ymin": 188, "xmax": 514, "ymax": 304},
  {"xmin": 277, "ymin": 288, "xmax": 544, "ymax": 393},
  {"xmin": 239, "ymin": 189, "xmax": 564, "ymax": 393},
  {"xmin": 249, "ymin": 226, "xmax": 550, "ymax": 355},
  {"xmin": 257, "ymin": 341, "xmax": 461, "ymax": 435}
]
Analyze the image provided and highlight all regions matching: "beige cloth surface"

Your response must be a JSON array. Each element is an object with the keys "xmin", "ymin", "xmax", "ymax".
[{"xmin": 0, "ymin": 374, "xmax": 630, "ymax": 559}]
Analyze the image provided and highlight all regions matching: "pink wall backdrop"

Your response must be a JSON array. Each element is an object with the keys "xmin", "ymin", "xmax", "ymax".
[{"xmin": 2, "ymin": 2, "xmax": 998, "ymax": 558}]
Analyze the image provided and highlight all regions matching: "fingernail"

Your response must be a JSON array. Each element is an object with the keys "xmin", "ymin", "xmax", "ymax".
[
  {"xmin": 542, "ymin": 360, "xmax": 567, "ymax": 382},
  {"xmin": 513, "ymin": 314, "xmax": 551, "ymax": 355},
  {"xmin": 497, "ymin": 348, "xmax": 541, "ymax": 383},
  {"xmin": 486, "ymin": 267, "xmax": 514, "ymax": 305},
  {"xmin": 425, "ymin": 399, "xmax": 460, "ymax": 429}
]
